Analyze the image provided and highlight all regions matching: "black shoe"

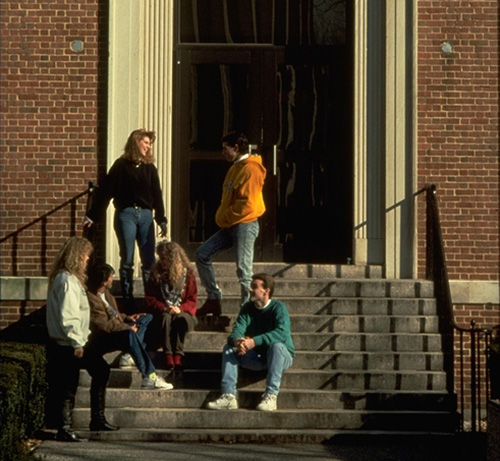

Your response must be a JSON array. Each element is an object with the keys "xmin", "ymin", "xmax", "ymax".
[
  {"xmin": 196, "ymin": 299, "xmax": 222, "ymax": 316},
  {"xmin": 56, "ymin": 428, "xmax": 87, "ymax": 442},
  {"xmin": 89, "ymin": 419, "xmax": 120, "ymax": 431}
]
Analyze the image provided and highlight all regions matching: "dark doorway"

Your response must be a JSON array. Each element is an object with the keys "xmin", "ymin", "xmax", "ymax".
[{"xmin": 172, "ymin": 0, "xmax": 352, "ymax": 263}]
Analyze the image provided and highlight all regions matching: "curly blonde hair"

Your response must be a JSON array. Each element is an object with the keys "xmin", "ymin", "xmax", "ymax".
[
  {"xmin": 48, "ymin": 237, "xmax": 93, "ymax": 288},
  {"xmin": 122, "ymin": 128, "xmax": 156, "ymax": 164},
  {"xmin": 150, "ymin": 241, "xmax": 192, "ymax": 290}
]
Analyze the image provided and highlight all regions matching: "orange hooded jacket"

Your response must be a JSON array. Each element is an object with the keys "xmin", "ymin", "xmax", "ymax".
[{"xmin": 215, "ymin": 154, "xmax": 266, "ymax": 229}]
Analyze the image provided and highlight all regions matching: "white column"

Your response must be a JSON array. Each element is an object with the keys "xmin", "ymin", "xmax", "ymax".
[
  {"xmin": 353, "ymin": 0, "xmax": 385, "ymax": 266},
  {"xmin": 352, "ymin": 0, "xmax": 416, "ymax": 278},
  {"xmin": 107, "ymin": 0, "xmax": 174, "ymax": 273},
  {"xmin": 384, "ymin": 0, "xmax": 416, "ymax": 279},
  {"xmin": 139, "ymin": 0, "xmax": 174, "ymax": 226}
]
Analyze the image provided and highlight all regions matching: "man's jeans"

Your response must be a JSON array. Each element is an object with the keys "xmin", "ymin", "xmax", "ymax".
[
  {"xmin": 195, "ymin": 220, "xmax": 259, "ymax": 305},
  {"xmin": 133, "ymin": 313, "xmax": 152, "ymax": 346},
  {"xmin": 114, "ymin": 207, "xmax": 156, "ymax": 303},
  {"xmin": 220, "ymin": 342, "xmax": 293, "ymax": 396},
  {"xmin": 92, "ymin": 313, "xmax": 156, "ymax": 378}
]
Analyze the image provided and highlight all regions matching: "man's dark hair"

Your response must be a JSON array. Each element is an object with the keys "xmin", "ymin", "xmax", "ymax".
[
  {"xmin": 221, "ymin": 131, "xmax": 249, "ymax": 154},
  {"xmin": 87, "ymin": 263, "xmax": 115, "ymax": 294},
  {"xmin": 252, "ymin": 273, "xmax": 275, "ymax": 298}
]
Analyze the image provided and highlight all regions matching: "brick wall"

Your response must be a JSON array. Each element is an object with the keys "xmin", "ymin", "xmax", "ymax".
[
  {"xmin": 0, "ymin": 0, "xmax": 102, "ymax": 277},
  {"xmin": 417, "ymin": 0, "xmax": 499, "ymax": 411},
  {"xmin": 417, "ymin": 0, "xmax": 499, "ymax": 284},
  {"xmin": 2, "ymin": 2, "xmax": 497, "ymax": 283}
]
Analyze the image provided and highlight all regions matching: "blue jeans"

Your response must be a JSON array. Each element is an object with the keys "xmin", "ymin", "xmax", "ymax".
[
  {"xmin": 114, "ymin": 207, "xmax": 156, "ymax": 303},
  {"xmin": 220, "ymin": 342, "xmax": 293, "ymax": 395},
  {"xmin": 132, "ymin": 313, "xmax": 152, "ymax": 345},
  {"xmin": 195, "ymin": 220, "xmax": 259, "ymax": 305},
  {"xmin": 92, "ymin": 314, "xmax": 156, "ymax": 378}
]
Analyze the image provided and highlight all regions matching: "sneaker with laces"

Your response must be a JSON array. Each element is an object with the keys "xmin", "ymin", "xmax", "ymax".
[
  {"xmin": 256, "ymin": 393, "xmax": 277, "ymax": 411},
  {"xmin": 119, "ymin": 353, "xmax": 136, "ymax": 369},
  {"xmin": 206, "ymin": 393, "xmax": 238, "ymax": 410},
  {"xmin": 141, "ymin": 374, "xmax": 173, "ymax": 390}
]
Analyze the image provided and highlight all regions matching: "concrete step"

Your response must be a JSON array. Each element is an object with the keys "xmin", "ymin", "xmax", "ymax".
[
  {"xmin": 79, "ymin": 368, "xmax": 448, "ymax": 391},
  {"xmin": 99, "ymin": 331, "xmax": 444, "ymax": 355},
  {"xmin": 71, "ymin": 407, "xmax": 459, "ymax": 432},
  {"xmin": 70, "ymin": 427, "xmax": 460, "ymax": 444},
  {"xmin": 195, "ymin": 297, "xmax": 438, "ymax": 316},
  {"xmin": 101, "ymin": 349, "xmax": 446, "ymax": 372},
  {"xmin": 75, "ymin": 388, "xmax": 456, "ymax": 411},
  {"xmin": 196, "ymin": 314, "xmax": 440, "ymax": 334},
  {"xmin": 183, "ymin": 350, "xmax": 446, "ymax": 371},
  {"xmin": 121, "ymin": 279, "xmax": 434, "ymax": 299},
  {"xmin": 287, "ymin": 314, "xmax": 440, "ymax": 333},
  {"xmin": 180, "ymin": 331, "xmax": 444, "ymax": 352},
  {"xmin": 98, "ymin": 331, "xmax": 444, "ymax": 353},
  {"xmin": 206, "ymin": 263, "xmax": 384, "ymax": 279}
]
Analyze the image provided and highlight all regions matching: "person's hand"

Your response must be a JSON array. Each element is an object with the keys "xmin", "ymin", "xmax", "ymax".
[
  {"xmin": 159, "ymin": 221, "xmax": 168, "ymax": 238},
  {"xmin": 130, "ymin": 324, "xmax": 138, "ymax": 333},
  {"xmin": 74, "ymin": 347, "xmax": 84, "ymax": 358},
  {"xmin": 128, "ymin": 313, "xmax": 145, "ymax": 322},
  {"xmin": 165, "ymin": 304, "xmax": 181, "ymax": 315},
  {"xmin": 83, "ymin": 217, "xmax": 93, "ymax": 229},
  {"xmin": 234, "ymin": 337, "xmax": 255, "ymax": 355}
]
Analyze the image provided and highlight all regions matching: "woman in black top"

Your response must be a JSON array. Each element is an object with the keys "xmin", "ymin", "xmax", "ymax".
[{"xmin": 84, "ymin": 129, "xmax": 167, "ymax": 310}]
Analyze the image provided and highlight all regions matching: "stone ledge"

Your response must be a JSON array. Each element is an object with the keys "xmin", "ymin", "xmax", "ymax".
[
  {"xmin": 450, "ymin": 281, "xmax": 500, "ymax": 305},
  {"xmin": 0, "ymin": 277, "xmax": 498, "ymax": 304}
]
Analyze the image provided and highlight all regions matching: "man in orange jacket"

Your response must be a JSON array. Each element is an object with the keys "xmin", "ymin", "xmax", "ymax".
[{"xmin": 195, "ymin": 132, "xmax": 266, "ymax": 316}]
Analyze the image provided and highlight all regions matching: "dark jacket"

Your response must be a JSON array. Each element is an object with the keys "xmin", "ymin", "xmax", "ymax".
[{"xmin": 87, "ymin": 157, "xmax": 166, "ymax": 225}]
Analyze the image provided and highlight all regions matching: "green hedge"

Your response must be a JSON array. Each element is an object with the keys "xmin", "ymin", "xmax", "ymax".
[{"xmin": 0, "ymin": 341, "xmax": 47, "ymax": 461}]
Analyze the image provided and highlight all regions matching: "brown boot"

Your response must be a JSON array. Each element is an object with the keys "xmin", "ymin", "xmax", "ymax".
[{"xmin": 196, "ymin": 299, "xmax": 222, "ymax": 316}]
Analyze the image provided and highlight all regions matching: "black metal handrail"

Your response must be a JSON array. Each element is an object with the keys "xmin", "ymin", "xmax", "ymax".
[
  {"xmin": 418, "ymin": 184, "xmax": 494, "ymax": 432},
  {"xmin": 0, "ymin": 182, "xmax": 95, "ymax": 276}
]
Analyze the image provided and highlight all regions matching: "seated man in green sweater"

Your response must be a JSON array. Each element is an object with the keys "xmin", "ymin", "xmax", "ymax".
[{"xmin": 206, "ymin": 273, "xmax": 295, "ymax": 411}]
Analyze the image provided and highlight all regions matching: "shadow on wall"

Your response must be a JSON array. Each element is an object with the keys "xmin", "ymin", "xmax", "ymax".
[{"xmin": 0, "ymin": 305, "xmax": 49, "ymax": 344}]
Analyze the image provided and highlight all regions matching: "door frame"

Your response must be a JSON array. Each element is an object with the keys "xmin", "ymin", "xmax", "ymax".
[{"xmin": 171, "ymin": 45, "xmax": 283, "ymax": 261}]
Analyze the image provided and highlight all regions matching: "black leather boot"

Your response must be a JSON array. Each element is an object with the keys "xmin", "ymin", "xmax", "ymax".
[
  {"xmin": 196, "ymin": 299, "xmax": 222, "ymax": 316},
  {"xmin": 89, "ymin": 387, "xmax": 119, "ymax": 431},
  {"xmin": 56, "ymin": 400, "xmax": 87, "ymax": 442}
]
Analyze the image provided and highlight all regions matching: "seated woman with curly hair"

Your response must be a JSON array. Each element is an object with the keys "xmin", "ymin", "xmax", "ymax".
[{"xmin": 145, "ymin": 241, "xmax": 198, "ymax": 370}]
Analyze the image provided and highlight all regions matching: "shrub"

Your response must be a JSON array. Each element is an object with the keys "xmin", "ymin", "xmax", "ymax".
[{"xmin": 0, "ymin": 341, "xmax": 47, "ymax": 461}]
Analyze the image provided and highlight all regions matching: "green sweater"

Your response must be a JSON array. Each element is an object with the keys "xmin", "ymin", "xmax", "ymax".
[{"xmin": 228, "ymin": 299, "xmax": 295, "ymax": 357}]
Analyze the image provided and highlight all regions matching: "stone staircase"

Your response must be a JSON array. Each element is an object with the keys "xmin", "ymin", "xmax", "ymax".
[{"xmin": 73, "ymin": 263, "xmax": 459, "ymax": 442}]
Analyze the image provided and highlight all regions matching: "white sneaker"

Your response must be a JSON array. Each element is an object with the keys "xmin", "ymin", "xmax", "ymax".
[
  {"xmin": 206, "ymin": 393, "xmax": 238, "ymax": 410},
  {"xmin": 141, "ymin": 374, "xmax": 173, "ymax": 390},
  {"xmin": 256, "ymin": 393, "xmax": 277, "ymax": 411},
  {"xmin": 119, "ymin": 353, "xmax": 136, "ymax": 369}
]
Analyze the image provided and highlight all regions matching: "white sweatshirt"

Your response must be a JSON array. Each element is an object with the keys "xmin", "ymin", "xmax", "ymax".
[{"xmin": 46, "ymin": 271, "xmax": 90, "ymax": 348}]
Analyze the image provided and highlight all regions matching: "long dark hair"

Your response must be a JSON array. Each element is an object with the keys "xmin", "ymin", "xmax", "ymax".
[{"xmin": 87, "ymin": 263, "xmax": 115, "ymax": 294}]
